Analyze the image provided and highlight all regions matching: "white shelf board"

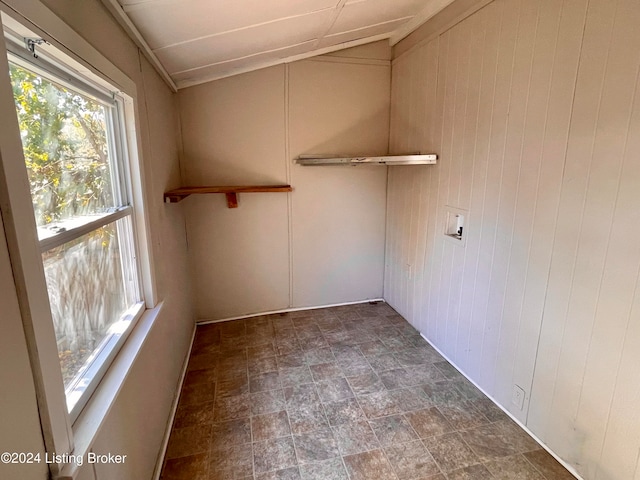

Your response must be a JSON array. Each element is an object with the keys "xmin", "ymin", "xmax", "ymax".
[{"xmin": 296, "ymin": 154, "xmax": 438, "ymax": 166}]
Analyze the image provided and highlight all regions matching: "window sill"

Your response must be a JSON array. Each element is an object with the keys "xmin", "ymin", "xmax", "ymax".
[{"xmin": 55, "ymin": 301, "xmax": 164, "ymax": 480}]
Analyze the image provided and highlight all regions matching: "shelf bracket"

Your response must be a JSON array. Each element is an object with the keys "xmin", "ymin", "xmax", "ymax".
[{"xmin": 225, "ymin": 192, "xmax": 238, "ymax": 208}]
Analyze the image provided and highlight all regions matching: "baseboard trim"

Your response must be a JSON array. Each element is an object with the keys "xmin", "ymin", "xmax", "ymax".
[
  {"xmin": 152, "ymin": 324, "xmax": 197, "ymax": 480},
  {"xmin": 419, "ymin": 332, "xmax": 583, "ymax": 480},
  {"xmin": 196, "ymin": 298, "xmax": 386, "ymax": 325}
]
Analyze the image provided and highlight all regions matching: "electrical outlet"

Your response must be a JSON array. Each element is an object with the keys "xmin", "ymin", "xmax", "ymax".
[{"xmin": 512, "ymin": 385, "xmax": 525, "ymax": 410}]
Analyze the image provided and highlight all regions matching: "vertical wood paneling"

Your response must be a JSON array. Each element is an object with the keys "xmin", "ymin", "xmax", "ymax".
[
  {"xmin": 387, "ymin": 0, "xmax": 640, "ymax": 477},
  {"xmin": 596, "ymin": 72, "xmax": 640, "ymax": 480},
  {"xmin": 458, "ymin": 2, "xmax": 501, "ymax": 373},
  {"xmin": 475, "ymin": 0, "xmax": 520, "ymax": 391},
  {"xmin": 451, "ymin": 10, "xmax": 485, "ymax": 364},
  {"xmin": 514, "ymin": 0, "xmax": 589, "ymax": 425},
  {"xmin": 496, "ymin": 0, "xmax": 563, "ymax": 416},
  {"xmin": 564, "ymin": 0, "xmax": 640, "ymax": 476}
]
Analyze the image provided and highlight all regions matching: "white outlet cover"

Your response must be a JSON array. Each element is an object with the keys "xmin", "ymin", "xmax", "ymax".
[{"xmin": 512, "ymin": 385, "xmax": 526, "ymax": 410}]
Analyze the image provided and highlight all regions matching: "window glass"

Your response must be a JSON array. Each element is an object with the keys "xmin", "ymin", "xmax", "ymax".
[
  {"xmin": 8, "ymin": 59, "xmax": 142, "ymax": 416},
  {"xmin": 10, "ymin": 63, "xmax": 118, "ymax": 230}
]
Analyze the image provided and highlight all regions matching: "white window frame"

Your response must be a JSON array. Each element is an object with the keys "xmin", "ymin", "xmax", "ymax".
[{"xmin": 0, "ymin": 3, "xmax": 159, "ymax": 479}]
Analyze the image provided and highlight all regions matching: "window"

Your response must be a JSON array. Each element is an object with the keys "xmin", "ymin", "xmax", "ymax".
[{"xmin": 6, "ymin": 42, "xmax": 144, "ymax": 421}]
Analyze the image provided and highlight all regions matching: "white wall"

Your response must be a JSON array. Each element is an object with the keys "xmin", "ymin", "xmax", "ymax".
[
  {"xmin": 0, "ymin": 1, "xmax": 194, "ymax": 479},
  {"xmin": 385, "ymin": 0, "xmax": 640, "ymax": 479},
  {"xmin": 178, "ymin": 43, "xmax": 391, "ymax": 321}
]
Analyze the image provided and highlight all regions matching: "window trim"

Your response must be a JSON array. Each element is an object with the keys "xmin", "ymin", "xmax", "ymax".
[{"xmin": 0, "ymin": 2, "xmax": 159, "ymax": 478}]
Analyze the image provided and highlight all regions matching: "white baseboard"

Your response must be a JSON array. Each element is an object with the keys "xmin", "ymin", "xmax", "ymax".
[
  {"xmin": 419, "ymin": 332, "xmax": 583, "ymax": 480},
  {"xmin": 152, "ymin": 324, "xmax": 197, "ymax": 480},
  {"xmin": 196, "ymin": 298, "xmax": 386, "ymax": 325}
]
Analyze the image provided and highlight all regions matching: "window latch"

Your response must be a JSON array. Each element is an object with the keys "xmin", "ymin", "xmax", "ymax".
[{"xmin": 24, "ymin": 38, "xmax": 47, "ymax": 59}]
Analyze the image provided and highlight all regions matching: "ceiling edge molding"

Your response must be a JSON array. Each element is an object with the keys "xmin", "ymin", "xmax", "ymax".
[
  {"xmin": 175, "ymin": 33, "xmax": 392, "ymax": 90},
  {"xmin": 100, "ymin": 0, "xmax": 178, "ymax": 92},
  {"xmin": 389, "ymin": 0, "xmax": 457, "ymax": 46}
]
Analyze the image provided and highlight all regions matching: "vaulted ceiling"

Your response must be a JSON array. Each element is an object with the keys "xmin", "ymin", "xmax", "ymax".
[{"xmin": 108, "ymin": 0, "xmax": 455, "ymax": 89}]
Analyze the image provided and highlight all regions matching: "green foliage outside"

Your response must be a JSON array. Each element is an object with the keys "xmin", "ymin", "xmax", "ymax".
[{"xmin": 10, "ymin": 62, "xmax": 114, "ymax": 226}]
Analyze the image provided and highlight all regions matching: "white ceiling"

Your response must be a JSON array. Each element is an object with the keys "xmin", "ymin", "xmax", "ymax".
[{"xmin": 110, "ymin": 0, "xmax": 456, "ymax": 89}]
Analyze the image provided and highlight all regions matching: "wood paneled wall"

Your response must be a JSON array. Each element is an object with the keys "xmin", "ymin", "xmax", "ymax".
[
  {"xmin": 385, "ymin": 0, "xmax": 640, "ymax": 478},
  {"xmin": 178, "ymin": 43, "xmax": 390, "ymax": 320}
]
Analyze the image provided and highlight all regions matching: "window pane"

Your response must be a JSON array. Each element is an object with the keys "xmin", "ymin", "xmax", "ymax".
[
  {"xmin": 43, "ymin": 218, "xmax": 138, "ymax": 389},
  {"xmin": 8, "ymin": 62, "xmax": 118, "ymax": 230}
]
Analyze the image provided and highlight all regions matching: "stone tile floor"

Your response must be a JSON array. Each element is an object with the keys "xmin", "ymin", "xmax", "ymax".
[{"xmin": 160, "ymin": 302, "xmax": 576, "ymax": 480}]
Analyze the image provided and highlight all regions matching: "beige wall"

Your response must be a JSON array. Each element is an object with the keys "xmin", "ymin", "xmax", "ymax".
[
  {"xmin": 178, "ymin": 43, "xmax": 391, "ymax": 321},
  {"xmin": 0, "ymin": 214, "xmax": 48, "ymax": 479},
  {"xmin": 0, "ymin": 1, "xmax": 194, "ymax": 479},
  {"xmin": 385, "ymin": 0, "xmax": 640, "ymax": 479}
]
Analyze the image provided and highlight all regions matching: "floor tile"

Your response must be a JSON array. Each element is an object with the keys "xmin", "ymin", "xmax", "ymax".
[
  {"xmin": 184, "ymin": 368, "xmax": 217, "ymax": 387},
  {"xmin": 252, "ymin": 411, "xmax": 291, "ymax": 442},
  {"xmin": 316, "ymin": 377, "xmax": 354, "ymax": 403},
  {"xmin": 451, "ymin": 378, "xmax": 485, "ymax": 401},
  {"xmin": 323, "ymin": 398, "xmax": 365, "ymax": 425},
  {"xmin": 358, "ymin": 340, "xmax": 391, "ymax": 356},
  {"xmin": 446, "ymin": 464, "xmax": 494, "ymax": 479},
  {"xmin": 253, "ymin": 437, "xmax": 298, "ymax": 474},
  {"xmin": 255, "ymin": 466, "xmax": 302, "ymax": 480},
  {"xmin": 275, "ymin": 340, "xmax": 301, "ymax": 356},
  {"xmin": 485, "ymin": 454, "xmax": 546, "ymax": 479},
  {"xmin": 161, "ymin": 452, "xmax": 208, "ymax": 480},
  {"xmin": 343, "ymin": 449, "xmax": 397, "ymax": 480},
  {"xmin": 404, "ymin": 364, "xmax": 447, "ymax": 384},
  {"xmin": 166, "ymin": 424, "xmax": 211, "ymax": 459},
  {"xmin": 389, "ymin": 387, "xmax": 433, "ymax": 413},
  {"xmin": 332, "ymin": 420, "xmax": 379, "ymax": 455},
  {"xmin": 337, "ymin": 356, "xmax": 374, "ymax": 377},
  {"xmin": 463, "ymin": 420, "xmax": 539, "ymax": 461},
  {"xmin": 250, "ymin": 372, "xmax": 282, "ymax": 393},
  {"xmin": 248, "ymin": 344, "xmax": 276, "ymax": 360},
  {"xmin": 299, "ymin": 336, "xmax": 329, "ymax": 350},
  {"xmin": 346, "ymin": 371, "xmax": 386, "ymax": 396},
  {"xmin": 211, "ymin": 418, "xmax": 251, "ymax": 449},
  {"xmin": 214, "ymin": 393, "xmax": 251, "ymax": 421},
  {"xmin": 294, "ymin": 428, "xmax": 339, "ymax": 464},
  {"xmin": 421, "ymin": 382, "xmax": 468, "ymax": 407},
  {"xmin": 405, "ymin": 407, "xmax": 454, "ymax": 438},
  {"xmin": 179, "ymin": 382, "xmax": 216, "ymax": 407},
  {"xmin": 437, "ymin": 403, "xmax": 490, "ymax": 430},
  {"xmin": 384, "ymin": 440, "xmax": 440, "ymax": 479},
  {"xmin": 279, "ymin": 366, "xmax": 313, "ymax": 387},
  {"xmin": 278, "ymin": 352, "xmax": 306, "ymax": 368},
  {"xmin": 288, "ymin": 404, "xmax": 329, "ymax": 434},
  {"xmin": 433, "ymin": 361, "xmax": 461, "ymax": 380},
  {"xmin": 370, "ymin": 414, "xmax": 419, "ymax": 447},
  {"xmin": 298, "ymin": 458, "xmax": 348, "ymax": 480},
  {"xmin": 358, "ymin": 390, "xmax": 402, "ymax": 418},
  {"xmin": 302, "ymin": 347, "xmax": 335, "ymax": 365},
  {"xmin": 379, "ymin": 368, "xmax": 417, "ymax": 389},
  {"xmin": 469, "ymin": 397, "xmax": 507, "ymax": 422},
  {"xmin": 217, "ymin": 375, "xmax": 249, "ymax": 398},
  {"xmin": 251, "ymin": 389, "xmax": 286, "ymax": 416},
  {"xmin": 173, "ymin": 401, "xmax": 215, "ymax": 429},
  {"xmin": 523, "ymin": 449, "xmax": 576, "ymax": 480},
  {"xmin": 187, "ymin": 353, "xmax": 218, "ymax": 372},
  {"xmin": 209, "ymin": 442, "xmax": 253, "ymax": 479},
  {"xmin": 423, "ymin": 433, "xmax": 479, "ymax": 472},
  {"xmin": 249, "ymin": 356, "xmax": 279, "ymax": 377},
  {"xmin": 367, "ymin": 353, "xmax": 403, "ymax": 373},
  {"xmin": 163, "ymin": 306, "xmax": 575, "ymax": 480},
  {"xmin": 310, "ymin": 362, "xmax": 342, "ymax": 381}
]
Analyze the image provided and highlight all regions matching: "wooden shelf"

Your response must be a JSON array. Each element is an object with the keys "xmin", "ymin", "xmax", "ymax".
[{"xmin": 164, "ymin": 185, "xmax": 292, "ymax": 208}]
